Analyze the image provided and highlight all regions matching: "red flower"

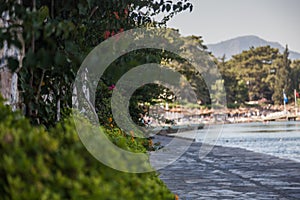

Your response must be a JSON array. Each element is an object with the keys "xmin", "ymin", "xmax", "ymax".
[
  {"xmin": 104, "ymin": 31, "xmax": 110, "ymax": 39},
  {"xmin": 124, "ymin": 9, "xmax": 128, "ymax": 16},
  {"xmin": 113, "ymin": 11, "xmax": 120, "ymax": 20},
  {"xmin": 108, "ymin": 84, "xmax": 115, "ymax": 90}
]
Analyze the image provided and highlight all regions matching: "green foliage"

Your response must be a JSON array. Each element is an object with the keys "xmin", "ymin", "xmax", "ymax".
[
  {"xmin": 271, "ymin": 46, "xmax": 292, "ymax": 104},
  {"xmin": 217, "ymin": 45, "xmax": 296, "ymax": 105},
  {"xmin": 0, "ymin": 97, "xmax": 174, "ymax": 200},
  {"xmin": 95, "ymin": 81, "xmax": 114, "ymax": 127},
  {"xmin": 95, "ymin": 32, "xmax": 210, "ymax": 125},
  {"xmin": 291, "ymin": 60, "xmax": 300, "ymax": 92},
  {"xmin": 226, "ymin": 103, "xmax": 241, "ymax": 109},
  {"xmin": 228, "ymin": 46, "xmax": 279, "ymax": 100},
  {"xmin": 160, "ymin": 34, "xmax": 211, "ymax": 105},
  {"xmin": 0, "ymin": 0, "xmax": 193, "ymax": 127},
  {"xmin": 97, "ymin": 48, "xmax": 167, "ymax": 126},
  {"xmin": 211, "ymin": 79, "xmax": 226, "ymax": 106}
]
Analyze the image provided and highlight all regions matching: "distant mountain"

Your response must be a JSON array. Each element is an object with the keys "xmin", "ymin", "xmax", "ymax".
[{"xmin": 207, "ymin": 35, "xmax": 300, "ymax": 60}]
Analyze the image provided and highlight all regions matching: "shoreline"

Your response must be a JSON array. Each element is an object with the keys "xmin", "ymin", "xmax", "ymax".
[
  {"xmin": 156, "ymin": 131, "xmax": 300, "ymax": 164},
  {"xmin": 150, "ymin": 117, "xmax": 299, "ymax": 135},
  {"xmin": 153, "ymin": 121, "xmax": 300, "ymax": 163}
]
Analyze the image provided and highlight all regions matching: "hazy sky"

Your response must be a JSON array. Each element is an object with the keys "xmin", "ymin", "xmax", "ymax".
[{"xmin": 165, "ymin": 0, "xmax": 300, "ymax": 52}]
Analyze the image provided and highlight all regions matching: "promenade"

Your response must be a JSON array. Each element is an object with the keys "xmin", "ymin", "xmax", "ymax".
[{"xmin": 153, "ymin": 135, "xmax": 300, "ymax": 200}]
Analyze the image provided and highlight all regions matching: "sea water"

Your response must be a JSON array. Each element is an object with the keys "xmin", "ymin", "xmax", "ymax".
[{"xmin": 193, "ymin": 121, "xmax": 300, "ymax": 162}]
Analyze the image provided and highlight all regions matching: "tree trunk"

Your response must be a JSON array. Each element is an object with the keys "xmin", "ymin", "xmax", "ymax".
[
  {"xmin": 0, "ymin": 67, "xmax": 12, "ymax": 103},
  {"xmin": 0, "ymin": 8, "xmax": 22, "ymax": 110}
]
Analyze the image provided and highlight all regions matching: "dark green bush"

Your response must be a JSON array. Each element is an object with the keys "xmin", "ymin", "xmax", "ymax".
[{"xmin": 0, "ymin": 97, "xmax": 174, "ymax": 200}]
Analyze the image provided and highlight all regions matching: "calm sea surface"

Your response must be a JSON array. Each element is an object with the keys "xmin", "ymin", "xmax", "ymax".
[{"xmin": 193, "ymin": 121, "xmax": 300, "ymax": 162}]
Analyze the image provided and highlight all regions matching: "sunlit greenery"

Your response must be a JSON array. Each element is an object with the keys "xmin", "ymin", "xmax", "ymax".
[{"xmin": 0, "ymin": 96, "xmax": 175, "ymax": 199}]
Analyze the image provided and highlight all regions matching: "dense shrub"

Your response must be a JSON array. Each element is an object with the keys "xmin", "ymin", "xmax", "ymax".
[{"xmin": 0, "ymin": 97, "xmax": 174, "ymax": 200}]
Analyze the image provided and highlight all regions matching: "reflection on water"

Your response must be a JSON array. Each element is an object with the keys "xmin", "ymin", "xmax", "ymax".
[{"xmin": 195, "ymin": 121, "xmax": 300, "ymax": 162}]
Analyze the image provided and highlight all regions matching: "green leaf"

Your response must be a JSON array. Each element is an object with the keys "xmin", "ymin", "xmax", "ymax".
[
  {"xmin": 54, "ymin": 51, "xmax": 67, "ymax": 66},
  {"xmin": 173, "ymin": 4, "xmax": 178, "ymax": 11},
  {"xmin": 44, "ymin": 23, "xmax": 56, "ymax": 38},
  {"xmin": 24, "ymin": 51, "xmax": 37, "ymax": 68},
  {"xmin": 190, "ymin": 4, "xmax": 193, "ymax": 12},
  {"xmin": 78, "ymin": 3, "xmax": 87, "ymax": 15},
  {"xmin": 38, "ymin": 6, "xmax": 49, "ymax": 23},
  {"xmin": 38, "ymin": 48, "xmax": 52, "ymax": 69},
  {"xmin": 166, "ymin": 4, "xmax": 171, "ymax": 12},
  {"xmin": 7, "ymin": 57, "xmax": 19, "ymax": 72}
]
